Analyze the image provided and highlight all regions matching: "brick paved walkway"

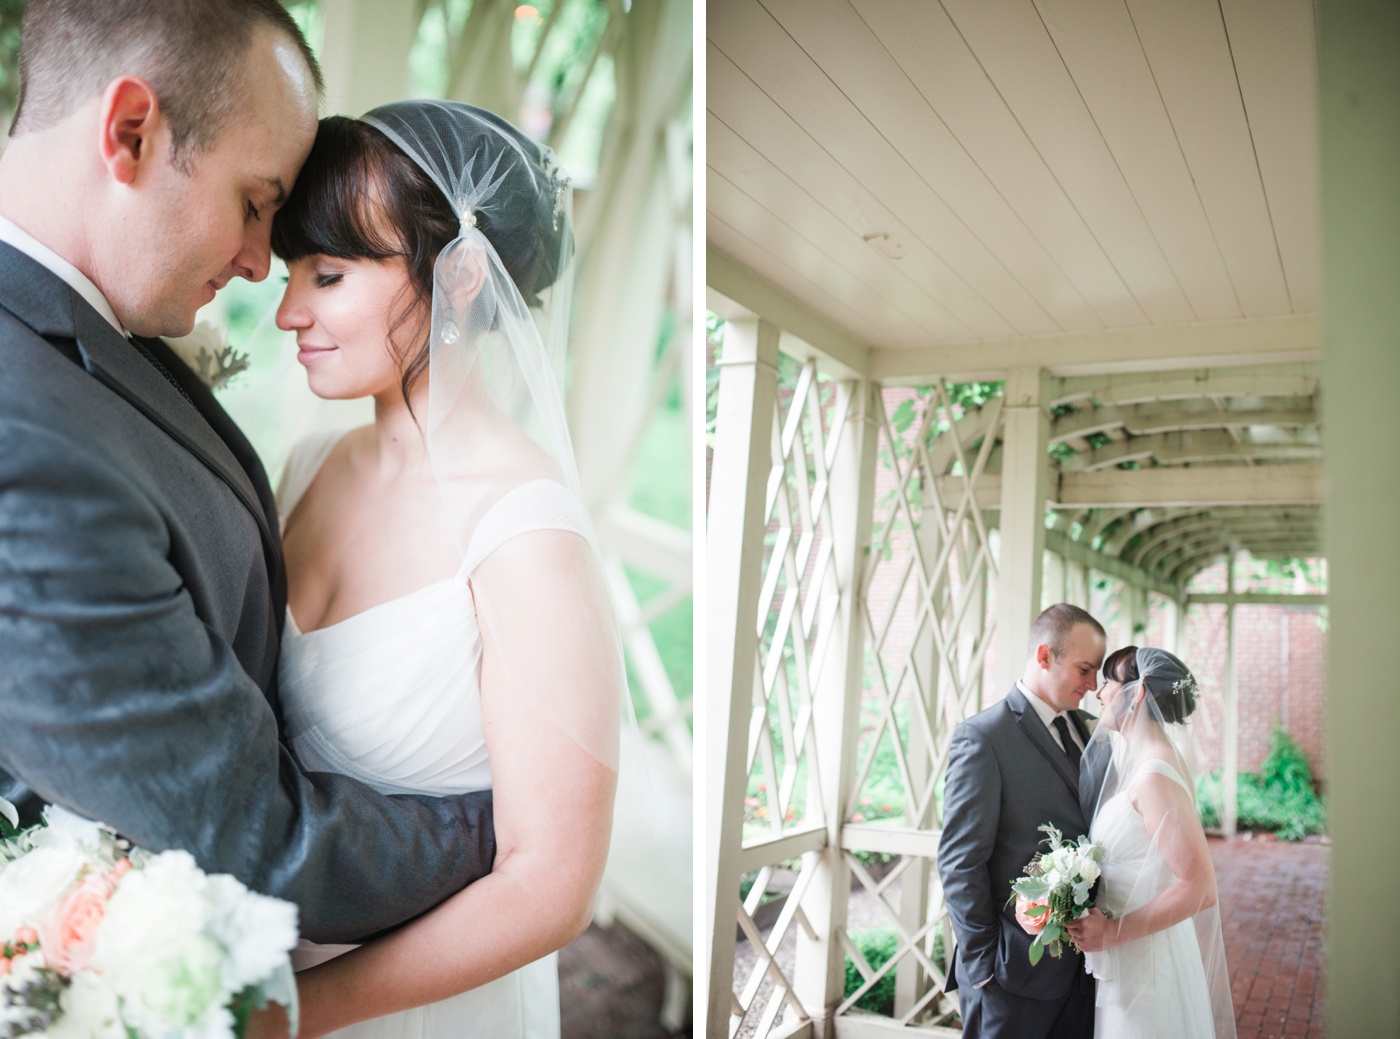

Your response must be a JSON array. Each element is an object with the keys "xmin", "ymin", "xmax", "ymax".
[{"xmin": 1211, "ymin": 836, "xmax": 1328, "ymax": 1038}]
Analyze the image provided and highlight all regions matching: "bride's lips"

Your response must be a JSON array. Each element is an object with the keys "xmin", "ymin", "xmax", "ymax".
[{"xmin": 297, "ymin": 343, "xmax": 337, "ymax": 365}]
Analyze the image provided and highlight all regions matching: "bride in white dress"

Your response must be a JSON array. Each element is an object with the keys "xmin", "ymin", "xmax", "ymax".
[
  {"xmin": 1066, "ymin": 647, "xmax": 1235, "ymax": 1039},
  {"xmin": 250, "ymin": 100, "xmax": 622, "ymax": 1038}
]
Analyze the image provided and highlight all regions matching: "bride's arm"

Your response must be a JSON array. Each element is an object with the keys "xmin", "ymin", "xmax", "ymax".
[
  {"xmin": 290, "ymin": 531, "xmax": 619, "ymax": 1037},
  {"xmin": 1068, "ymin": 774, "xmax": 1217, "ymax": 951}
]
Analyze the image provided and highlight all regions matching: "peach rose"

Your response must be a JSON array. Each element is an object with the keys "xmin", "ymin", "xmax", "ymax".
[
  {"xmin": 1015, "ymin": 895, "xmax": 1050, "ymax": 935},
  {"xmin": 38, "ymin": 875, "xmax": 113, "ymax": 974}
]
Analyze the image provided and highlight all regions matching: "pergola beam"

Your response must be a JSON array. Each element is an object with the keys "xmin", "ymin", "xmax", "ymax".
[
  {"xmin": 935, "ymin": 464, "xmax": 1322, "ymax": 509},
  {"xmin": 1052, "ymin": 363, "xmax": 1318, "ymax": 407},
  {"xmin": 871, "ymin": 316, "xmax": 1318, "ymax": 384},
  {"xmin": 1059, "ymin": 429, "xmax": 1319, "ymax": 472},
  {"xmin": 1049, "ymin": 398, "xmax": 1317, "ymax": 443},
  {"xmin": 1134, "ymin": 514, "xmax": 1321, "ymax": 571},
  {"xmin": 1059, "ymin": 465, "xmax": 1322, "ymax": 508},
  {"xmin": 1187, "ymin": 593, "xmax": 1327, "ymax": 606},
  {"xmin": 707, "ymin": 246, "xmax": 871, "ymax": 380},
  {"xmin": 1167, "ymin": 539, "xmax": 1323, "ymax": 585},
  {"xmin": 1153, "ymin": 535, "xmax": 1323, "ymax": 584},
  {"xmin": 1045, "ymin": 529, "xmax": 1182, "ymax": 601}
]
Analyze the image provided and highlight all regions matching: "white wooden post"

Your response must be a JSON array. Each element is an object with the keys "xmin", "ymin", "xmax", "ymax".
[
  {"xmin": 319, "ymin": 0, "xmax": 420, "ymax": 116},
  {"xmin": 1320, "ymin": 4, "xmax": 1400, "ymax": 1029},
  {"xmin": 1065, "ymin": 559, "xmax": 1090, "ymax": 610},
  {"xmin": 995, "ymin": 369, "xmax": 1051, "ymax": 696},
  {"xmin": 895, "ymin": 477, "xmax": 944, "ymax": 1016},
  {"xmin": 1163, "ymin": 597, "xmax": 1182, "ymax": 657},
  {"xmin": 1044, "ymin": 551, "xmax": 1066, "ymax": 610},
  {"xmin": 1222, "ymin": 553, "xmax": 1239, "ymax": 839},
  {"xmin": 1127, "ymin": 584, "xmax": 1148, "ymax": 642},
  {"xmin": 792, "ymin": 380, "xmax": 880, "ymax": 1034},
  {"xmin": 703, "ymin": 319, "xmax": 780, "ymax": 1035}
]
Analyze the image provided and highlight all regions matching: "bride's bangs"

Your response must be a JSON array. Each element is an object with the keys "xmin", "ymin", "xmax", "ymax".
[{"xmin": 270, "ymin": 116, "xmax": 406, "ymax": 264}]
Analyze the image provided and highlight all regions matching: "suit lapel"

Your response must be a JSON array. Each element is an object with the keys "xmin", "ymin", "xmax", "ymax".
[
  {"xmin": 0, "ymin": 244, "xmax": 283, "ymax": 616},
  {"xmin": 138, "ymin": 334, "xmax": 288, "ymax": 632},
  {"xmin": 1007, "ymin": 686, "xmax": 1081, "ymax": 796},
  {"xmin": 73, "ymin": 308, "xmax": 273, "ymax": 546}
]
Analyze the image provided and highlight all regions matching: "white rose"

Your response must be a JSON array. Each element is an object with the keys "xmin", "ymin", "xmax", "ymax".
[
  {"xmin": 0, "ymin": 844, "xmax": 89, "ymax": 938},
  {"xmin": 92, "ymin": 852, "xmax": 230, "ymax": 1029},
  {"xmin": 207, "ymin": 880, "xmax": 299, "ymax": 993},
  {"xmin": 32, "ymin": 807, "xmax": 112, "ymax": 862},
  {"xmin": 46, "ymin": 972, "xmax": 125, "ymax": 1039},
  {"xmin": 1078, "ymin": 858, "xmax": 1101, "ymax": 886}
]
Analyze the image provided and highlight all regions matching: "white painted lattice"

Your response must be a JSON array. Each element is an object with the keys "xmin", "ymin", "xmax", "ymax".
[
  {"xmin": 727, "ymin": 356, "xmax": 854, "ymax": 1037},
  {"xmin": 835, "ymin": 383, "xmax": 1006, "ymax": 1030}
]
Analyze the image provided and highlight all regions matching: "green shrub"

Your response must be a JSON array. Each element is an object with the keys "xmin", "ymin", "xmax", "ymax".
[
  {"xmin": 843, "ymin": 928, "xmax": 948, "ymax": 1017},
  {"xmin": 1195, "ymin": 728, "xmax": 1326, "ymax": 840},
  {"xmin": 844, "ymin": 929, "xmax": 899, "ymax": 1015}
]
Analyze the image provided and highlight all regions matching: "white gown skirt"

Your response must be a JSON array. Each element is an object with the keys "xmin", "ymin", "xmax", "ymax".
[{"xmin": 292, "ymin": 943, "xmax": 560, "ymax": 1039}]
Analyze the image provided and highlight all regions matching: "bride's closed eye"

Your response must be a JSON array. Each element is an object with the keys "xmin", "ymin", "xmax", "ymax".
[{"xmin": 315, "ymin": 272, "xmax": 344, "ymax": 288}]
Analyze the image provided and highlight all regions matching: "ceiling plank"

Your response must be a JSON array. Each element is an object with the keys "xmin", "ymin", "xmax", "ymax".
[
  {"xmin": 706, "ymin": 245, "xmax": 871, "ymax": 379},
  {"xmin": 1219, "ymin": 0, "xmax": 1320, "ymax": 313},
  {"xmin": 706, "ymin": 215, "xmax": 907, "ymax": 351},
  {"xmin": 937, "ymin": 0, "xmax": 1195, "ymax": 324},
  {"xmin": 707, "ymin": 146, "xmax": 952, "ymax": 340},
  {"xmin": 1032, "ymin": 0, "xmax": 1241, "ymax": 321},
  {"xmin": 770, "ymin": 0, "xmax": 1116, "ymax": 333},
  {"xmin": 1125, "ymin": 0, "xmax": 1291, "ymax": 317},
  {"xmin": 707, "ymin": 46, "xmax": 1004, "ymax": 342},
  {"xmin": 709, "ymin": 0, "xmax": 1057, "ymax": 338},
  {"xmin": 854, "ymin": 0, "xmax": 1148, "ymax": 330}
]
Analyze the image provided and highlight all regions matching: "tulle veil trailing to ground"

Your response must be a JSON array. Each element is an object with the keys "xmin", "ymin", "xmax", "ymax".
[{"xmin": 1081, "ymin": 647, "xmax": 1236, "ymax": 1038}]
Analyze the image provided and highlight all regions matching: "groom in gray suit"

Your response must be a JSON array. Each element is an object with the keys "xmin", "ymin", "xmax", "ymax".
[
  {"xmin": 938, "ymin": 604, "xmax": 1106, "ymax": 1038},
  {"xmin": 0, "ymin": 0, "xmax": 494, "ymax": 946}
]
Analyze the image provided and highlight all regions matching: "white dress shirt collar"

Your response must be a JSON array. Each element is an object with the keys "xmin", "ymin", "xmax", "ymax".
[
  {"xmin": 0, "ymin": 213, "xmax": 126, "ymax": 337},
  {"xmin": 1016, "ymin": 679, "xmax": 1083, "ymax": 753}
]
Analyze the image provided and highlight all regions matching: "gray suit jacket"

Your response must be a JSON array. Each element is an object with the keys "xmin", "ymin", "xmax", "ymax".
[
  {"xmin": 0, "ymin": 243, "xmax": 494, "ymax": 943},
  {"xmin": 937, "ymin": 685, "xmax": 1093, "ymax": 1002}
]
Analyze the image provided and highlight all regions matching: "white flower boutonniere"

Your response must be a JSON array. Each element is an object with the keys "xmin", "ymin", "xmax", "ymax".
[{"xmin": 162, "ymin": 321, "xmax": 250, "ymax": 391}]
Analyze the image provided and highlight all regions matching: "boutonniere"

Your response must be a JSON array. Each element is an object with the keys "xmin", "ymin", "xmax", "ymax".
[{"xmin": 162, "ymin": 321, "xmax": 250, "ymax": 391}]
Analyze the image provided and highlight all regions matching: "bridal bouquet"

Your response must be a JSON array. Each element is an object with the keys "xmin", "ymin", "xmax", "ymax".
[
  {"xmin": 0, "ymin": 800, "xmax": 298, "ymax": 1038},
  {"xmin": 1009, "ymin": 823, "xmax": 1104, "ymax": 965}
]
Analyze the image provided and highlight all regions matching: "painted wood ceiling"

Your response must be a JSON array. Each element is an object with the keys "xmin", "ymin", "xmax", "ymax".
[{"xmin": 706, "ymin": 0, "xmax": 1319, "ymax": 353}]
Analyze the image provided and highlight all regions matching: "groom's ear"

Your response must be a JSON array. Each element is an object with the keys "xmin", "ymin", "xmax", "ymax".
[{"xmin": 97, "ymin": 77, "xmax": 162, "ymax": 186}]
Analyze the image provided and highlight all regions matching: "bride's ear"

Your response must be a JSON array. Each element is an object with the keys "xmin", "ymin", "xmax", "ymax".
[{"xmin": 434, "ymin": 244, "xmax": 488, "ymax": 318}]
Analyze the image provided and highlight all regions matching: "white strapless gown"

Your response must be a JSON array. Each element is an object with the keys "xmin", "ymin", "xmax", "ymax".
[
  {"xmin": 277, "ymin": 433, "xmax": 590, "ymax": 1039},
  {"xmin": 1085, "ymin": 760, "xmax": 1216, "ymax": 1038}
]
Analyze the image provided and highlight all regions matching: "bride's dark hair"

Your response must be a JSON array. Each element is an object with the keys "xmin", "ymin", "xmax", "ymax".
[
  {"xmin": 1103, "ymin": 645, "xmax": 1198, "ymax": 724},
  {"xmin": 271, "ymin": 113, "xmax": 562, "ymax": 410},
  {"xmin": 1103, "ymin": 645, "xmax": 1139, "ymax": 684}
]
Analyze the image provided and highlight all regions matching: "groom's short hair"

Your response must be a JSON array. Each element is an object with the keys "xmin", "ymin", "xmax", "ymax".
[
  {"xmin": 12, "ymin": 0, "xmax": 323, "ymax": 168},
  {"xmin": 1029, "ymin": 603, "xmax": 1105, "ymax": 657}
]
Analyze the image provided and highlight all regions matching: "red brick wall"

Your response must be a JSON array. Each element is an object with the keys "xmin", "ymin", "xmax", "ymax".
[{"xmin": 1183, "ymin": 602, "xmax": 1328, "ymax": 783}]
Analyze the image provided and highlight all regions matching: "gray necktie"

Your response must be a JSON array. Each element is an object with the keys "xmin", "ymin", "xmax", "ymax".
[{"xmin": 1052, "ymin": 715, "xmax": 1082, "ymax": 768}]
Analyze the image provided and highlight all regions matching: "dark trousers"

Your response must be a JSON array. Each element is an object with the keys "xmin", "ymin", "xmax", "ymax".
[{"xmin": 956, "ymin": 966, "xmax": 1096, "ymax": 1039}]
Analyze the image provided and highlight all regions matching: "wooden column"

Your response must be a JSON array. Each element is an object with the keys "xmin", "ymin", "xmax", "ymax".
[
  {"xmin": 1163, "ymin": 596, "xmax": 1183, "ymax": 658},
  {"xmin": 994, "ymin": 369, "xmax": 1051, "ymax": 696},
  {"xmin": 1222, "ymin": 554, "xmax": 1239, "ymax": 839},
  {"xmin": 1320, "ymin": 1, "xmax": 1400, "ymax": 1030},
  {"xmin": 702, "ymin": 319, "xmax": 780, "ymax": 1035},
  {"xmin": 895, "ymin": 477, "xmax": 944, "ymax": 1016},
  {"xmin": 1044, "ymin": 551, "xmax": 1066, "ymax": 610},
  {"xmin": 792, "ymin": 380, "xmax": 880, "ymax": 1035},
  {"xmin": 319, "ymin": 0, "xmax": 420, "ymax": 116},
  {"xmin": 1065, "ymin": 559, "xmax": 1090, "ymax": 610}
]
